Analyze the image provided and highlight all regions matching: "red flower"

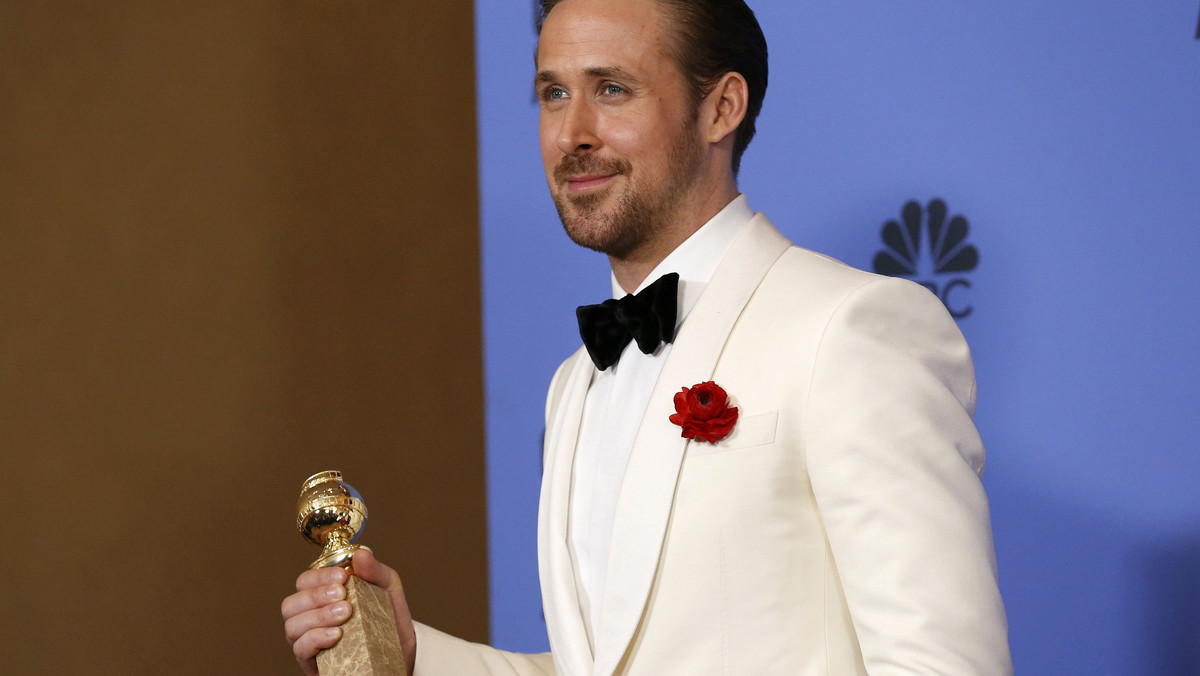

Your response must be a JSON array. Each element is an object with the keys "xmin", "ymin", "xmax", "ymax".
[{"xmin": 669, "ymin": 381, "xmax": 738, "ymax": 443}]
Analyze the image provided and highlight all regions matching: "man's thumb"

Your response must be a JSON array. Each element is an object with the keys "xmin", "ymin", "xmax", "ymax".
[{"xmin": 350, "ymin": 548, "xmax": 395, "ymax": 589}]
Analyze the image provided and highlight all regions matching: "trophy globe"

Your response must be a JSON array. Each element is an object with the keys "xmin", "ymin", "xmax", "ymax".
[{"xmin": 296, "ymin": 470, "xmax": 372, "ymax": 570}]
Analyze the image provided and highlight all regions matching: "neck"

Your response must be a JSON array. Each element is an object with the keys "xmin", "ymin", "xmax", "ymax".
[{"xmin": 609, "ymin": 182, "xmax": 739, "ymax": 293}]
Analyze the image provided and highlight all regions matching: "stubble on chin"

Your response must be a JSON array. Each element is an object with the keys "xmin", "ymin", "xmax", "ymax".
[
  {"xmin": 551, "ymin": 154, "xmax": 652, "ymax": 259},
  {"xmin": 553, "ymin": 182, "xmax": 654, "ymax": 259},
  {"xmin": 552, "ymin": 123, "xmax": 704, "ymax": 260}
]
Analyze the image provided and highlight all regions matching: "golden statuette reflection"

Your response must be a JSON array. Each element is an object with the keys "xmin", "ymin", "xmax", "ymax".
[{"xmin": 297, "ymin": 470, "xmax": 372, "ymax": 570}]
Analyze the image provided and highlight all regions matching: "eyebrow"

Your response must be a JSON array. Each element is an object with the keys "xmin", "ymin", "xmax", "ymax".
[{"xmin": 534, "ymin": 65, "xmax": 641, "ymax": 88}]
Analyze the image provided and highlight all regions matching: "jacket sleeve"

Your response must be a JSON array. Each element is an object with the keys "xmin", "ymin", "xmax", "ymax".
[
  {"xmin": 412, "ymin": 622, "xmax": 556, "ymax": 676},
  {"xmin": 802, "ymin": 277, "xmax": 1012, "ymax": 675}
]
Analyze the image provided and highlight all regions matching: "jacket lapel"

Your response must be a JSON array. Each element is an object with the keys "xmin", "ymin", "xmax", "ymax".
[
  {"xmin": 539, "ymin": 347, "xmax": 595, "ymax": 676},
  {"xmin": 592, "ymin": 215, "xmax": 792, "ymax": 675}
]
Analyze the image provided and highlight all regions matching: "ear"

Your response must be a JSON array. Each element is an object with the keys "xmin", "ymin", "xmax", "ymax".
[{"xmin": 699, "ymin": 72, "xmax": 749, "ymax": 146}]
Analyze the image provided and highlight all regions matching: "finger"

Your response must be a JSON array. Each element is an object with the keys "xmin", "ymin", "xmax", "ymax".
[
  {"xmin": 350, "ymin": 549, "xmax": 400, "ymax": 590},
  {"xmin": 296, "ymin": 565, "xmax": 349, "ymax": 592},
  {"xmin": 281, "ymin": 582, "xmax": 347, "ymax": 621},
  {"xmin": 284, "ymin": 601, "xmax": 354, "ymax": 643},
  {"xmin": 293, "ymin": 625, "xmax": 343, "ymax": 664}
]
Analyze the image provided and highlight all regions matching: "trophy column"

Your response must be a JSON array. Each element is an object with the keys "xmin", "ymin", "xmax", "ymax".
[{"xmin": 297, "ymin": 471, "xmax": 408, "ymax": 676}]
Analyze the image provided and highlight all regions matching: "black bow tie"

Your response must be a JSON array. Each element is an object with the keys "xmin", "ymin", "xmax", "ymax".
[{"xmin": 576, "ymin": 272, "xmax": 679, "ymax": 371}]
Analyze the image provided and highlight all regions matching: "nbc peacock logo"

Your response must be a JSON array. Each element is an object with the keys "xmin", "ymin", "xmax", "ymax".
[{"xmin": 872, "ymin": 199, "xmax": 978, "ymax": 319}]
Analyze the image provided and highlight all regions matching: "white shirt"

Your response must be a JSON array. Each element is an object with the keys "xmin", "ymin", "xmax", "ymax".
[{"xmin": 568, "ymin": 194, "xmax": 755, "ymax": 652}]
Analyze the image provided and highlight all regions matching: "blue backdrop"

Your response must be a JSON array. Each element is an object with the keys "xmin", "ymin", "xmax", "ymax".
[{"xmin": 475, "ymin": 2, "xmax": 1200, "ymax": 673}]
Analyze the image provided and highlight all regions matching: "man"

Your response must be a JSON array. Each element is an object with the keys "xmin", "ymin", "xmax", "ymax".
[{"xmin": 282, "ymin": 0, "xmax": 1012, "ymax": 673}]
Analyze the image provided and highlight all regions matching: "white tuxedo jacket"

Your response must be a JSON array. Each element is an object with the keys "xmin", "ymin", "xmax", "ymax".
[{"xmin": 414, "ymin": 215, "xmax": 1012, "ymax": 675}]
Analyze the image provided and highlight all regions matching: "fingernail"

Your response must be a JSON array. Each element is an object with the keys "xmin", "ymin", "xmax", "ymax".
[
  {"xmin": 326, "ymin": 627, "xmax": 341, "ymax": 639},
  {"xmin": 332, "ymin": 602, "xmax": 350, "ymax": 619},
  {"xmin": 326, "ymin": 586, "xmax": 344, "ymax": 601}
]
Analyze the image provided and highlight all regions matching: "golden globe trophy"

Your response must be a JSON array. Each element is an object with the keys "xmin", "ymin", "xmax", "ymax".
[{"xmin": 297, "ymin": 471, "xmax": 408, "ymax": 676}]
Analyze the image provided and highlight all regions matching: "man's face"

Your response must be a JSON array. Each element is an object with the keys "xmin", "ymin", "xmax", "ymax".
[{"xmin": 535, "ymin": 0, "xmax": 703, "ymax": 259}]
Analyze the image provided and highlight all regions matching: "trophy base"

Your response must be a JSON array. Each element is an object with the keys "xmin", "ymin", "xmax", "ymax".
[{"xmin": 317, "ymin": 575, "xmax": 407, "ymax": 676}]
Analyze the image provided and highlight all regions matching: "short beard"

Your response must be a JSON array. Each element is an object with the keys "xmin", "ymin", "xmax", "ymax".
[{"xmin": 552, "ymin": 123, "xmax": 703, "ymax": 259}]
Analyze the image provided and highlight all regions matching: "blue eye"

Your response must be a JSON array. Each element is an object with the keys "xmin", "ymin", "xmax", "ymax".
[
  {"xmin": 604, "ymin": 84, "xmax": 625, "ymax": 96},
  {"xmin": 540, "ymin": 87, "xmax": 569, "ymax": 104}
]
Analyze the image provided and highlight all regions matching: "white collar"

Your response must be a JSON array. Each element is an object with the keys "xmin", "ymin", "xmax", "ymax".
[{"xmin": 610, "ymin": 194, "xmax": 754, "ymax": 332}]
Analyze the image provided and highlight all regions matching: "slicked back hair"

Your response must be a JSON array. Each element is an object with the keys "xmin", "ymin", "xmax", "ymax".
[{"xmin": 536, "ymin": 0, "xmax": 768, "ymax": 175}]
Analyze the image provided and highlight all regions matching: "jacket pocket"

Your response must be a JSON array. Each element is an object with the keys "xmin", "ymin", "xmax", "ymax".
[{"xmin": 686, "ymin": 409, "xmax": 778, "ymax": 458}]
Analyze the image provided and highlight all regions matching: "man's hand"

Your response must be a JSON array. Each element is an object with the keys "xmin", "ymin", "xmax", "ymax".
[{"xmin": 282, "ymin": 549, "xmax": 417, "ymax": 675}]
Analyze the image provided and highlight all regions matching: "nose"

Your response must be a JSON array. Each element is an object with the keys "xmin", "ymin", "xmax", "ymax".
[{"xmin": 555, "ymin": 99, "xmax": 600, "ymax": 155}]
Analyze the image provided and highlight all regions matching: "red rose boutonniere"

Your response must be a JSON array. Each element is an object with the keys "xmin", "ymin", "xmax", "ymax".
[{"xmin": 669, "ymin": 381, "xmax": 738, "ymax": 443}]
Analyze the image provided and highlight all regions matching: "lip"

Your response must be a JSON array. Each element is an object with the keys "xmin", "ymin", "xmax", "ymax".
[{"xmin": 565, "ymin": 174, "xmax": 617, "ymax": 193}]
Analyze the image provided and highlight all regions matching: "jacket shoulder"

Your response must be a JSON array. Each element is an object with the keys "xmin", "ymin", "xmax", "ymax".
[{"xmin": 760, "ymin": 245, "xmax": 953, "ymax": 321}]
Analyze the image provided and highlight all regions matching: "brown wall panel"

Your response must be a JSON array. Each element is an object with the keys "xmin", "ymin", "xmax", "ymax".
[{"xmin": 0, "ymin": 2, "xmax": 486, "ymax": 673}]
